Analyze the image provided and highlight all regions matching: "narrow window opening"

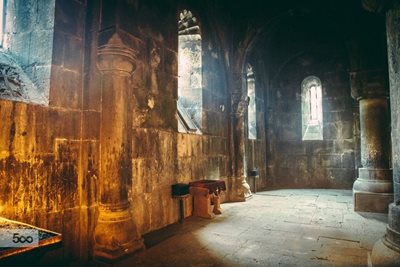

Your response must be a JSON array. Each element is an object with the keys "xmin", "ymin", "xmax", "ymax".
[
  {"xmin": 0, "ymin": 0, "xmax": 4, "ymax": 47},
  {"xmin": 177, "ymin": 9, "xmax": 202, "ymax": 134},
  {"xmin": 302, "ymin": 76, "xmax": 323, "ymax": 140},
  {"xmin": 247, "ymin": 64, "xmax": 257, "ymax": 140}
]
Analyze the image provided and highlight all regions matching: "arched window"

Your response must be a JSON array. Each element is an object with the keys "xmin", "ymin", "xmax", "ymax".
[
  {"xmin": 302, "ymin": 76, "xmax": 323, "ymax": 140},
  {"xmin": 177, "ymin": 9, "xmax": 202, "ymax": 133},
  {"xmin": 247, "ymin": 64, "xmax": 256, "ymax": 139}
]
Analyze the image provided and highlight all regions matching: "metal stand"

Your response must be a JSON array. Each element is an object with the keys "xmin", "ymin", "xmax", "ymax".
[{"xmin": 173, "ymin": 194, "xmax": 190, "ymax": 223}]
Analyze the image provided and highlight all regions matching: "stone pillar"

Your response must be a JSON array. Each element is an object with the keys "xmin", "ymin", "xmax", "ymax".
[
  {"xmin": 351, "ymin": 70, "xmax": 393, "ymax": 213},
  {"xmin": 93, "ymin": 33, "xmax": 143, "ymax": 261},
  {"xmin": 372, "ymin": 1, "xmax": 400, "ymax": 265},
  {"xmin": 230, "ymin": 89, "xmax": 252, "ymax": 201}
]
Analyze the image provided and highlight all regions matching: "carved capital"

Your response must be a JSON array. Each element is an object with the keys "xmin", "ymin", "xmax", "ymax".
[
  {"xmin": 97, "ymin": 33, "xmax": 138, "ymax": 75},
  {"xmin": 350, "ymin": 69, "xmax": 389, "ymax": 100}
]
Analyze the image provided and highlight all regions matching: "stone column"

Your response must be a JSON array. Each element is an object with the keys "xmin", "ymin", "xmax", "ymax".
[
  {"xmin": 230, "ymin": 89, "xmax": 252, "ymax": 201},
  {"xmin": 351, "ymin": 70, "xmax": 393, "ymax": 213},
  {"xmin": 93, "ymin": 33, "xmax": 143, "ymax": 261},
  {"xmin": 372, "ymin": 1, "xmax": 400, "ymax": 265}
]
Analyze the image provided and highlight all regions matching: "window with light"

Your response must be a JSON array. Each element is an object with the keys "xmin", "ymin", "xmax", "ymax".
[{"xmin": 302, "ymin": 76, "xmax": 323, "ymax": 140}]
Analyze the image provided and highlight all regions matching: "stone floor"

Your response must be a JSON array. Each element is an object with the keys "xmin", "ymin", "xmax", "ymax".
[{"xmin": 116, "ymin": 189, "xmax": 388, "ymax": 267}]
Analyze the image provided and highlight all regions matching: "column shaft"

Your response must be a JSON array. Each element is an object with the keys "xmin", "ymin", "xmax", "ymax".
[
  {"xmin": 372, "ymin": 3, "xmax": 400, "ymax": 265},
  {"xmin": 93, "ymin": 33, "xmax": 143, "ymax": 261},
  {"xmin": 352, "ymin": 74, "xmax": 393, "ymax": 213},
  {"xmin": 359, "ymin": 98, "xmax": 390, "ymax": 169}
]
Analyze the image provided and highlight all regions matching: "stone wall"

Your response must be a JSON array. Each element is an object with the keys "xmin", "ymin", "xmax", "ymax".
[
  {"xmin": 0, "ymin": 0, "xmax": 234, "ymax": 263},
  {"xmin": 119, "ymin": 0, "xmax": 231, "ymax": 235},
  {"xmin": 0, "ymin": 0, "xmax": 377, "ymax": 263},
  {"xmin": 4, "ymin": 0, "xmax": 56, "ymax": 103},
  {"xmin": 0, "ymin": 0, "xmax": 91, "ymax": 263},
  {"xmin": 266, "ymin": 50, "xmax": 356, "ymax": 188}
]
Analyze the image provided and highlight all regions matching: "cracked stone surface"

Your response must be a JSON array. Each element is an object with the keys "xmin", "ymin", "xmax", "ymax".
[{"xmin": 115, "ymin": 189, "xmax": 387, "ymax": 267}]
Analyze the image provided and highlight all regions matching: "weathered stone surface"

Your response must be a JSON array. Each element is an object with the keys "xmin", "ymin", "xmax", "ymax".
[
  {"xmin": 55, "ymin": 0, "xmax": 85, "ymax": 38},
  {"xmin": 5, "ymin": 0, "xmax": 56, "ymax": 104},
  {"xmin": 50, "ymin": 65, "xmax": 83, "ymax": 109},
  {"xmin": 0, "ymin": 0, "xmax": 396, "ymax": 265}
]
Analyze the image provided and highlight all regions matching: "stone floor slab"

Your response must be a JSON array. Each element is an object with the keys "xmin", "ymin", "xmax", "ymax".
[{"xmin": 114, "ymin": 189, "xmax": 387, "ymax": 267}]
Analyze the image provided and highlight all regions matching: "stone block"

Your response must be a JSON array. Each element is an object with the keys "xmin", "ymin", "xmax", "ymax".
[
  {"xmin": 10, "ymin": 32, "xmax": 31, "ymax": 66},
  {"xmin": 14, "ymin": 0, "xmax": 37, "ymax": 33},
  {"xmin": 280, "ymin": 125, "xmax": 299, "ymax": 141},
  {"xmin": 55, "ymin": 0, "xmax": 85, "ymax": 37},
  {"xmin": 164, "ymin": 48, "xmax": 177, "ymax": 76},
  {"xmin": 34, "ymin": 109, "xmax": 81, "ymax": 153},
  {"xmin": 333, "ymin": 139, "xmax": 354, "ymax": 152},
  {"xmin": 53, "ymin": 110, "xmax": 82, "ymax": 139},
  {"xmin": 63, "ymin": 35, "xmax": 84, "ymax": 71},
  {"xmin": 49, "ymin": 65, "xmax": 82, "ymax": 109},
  {"xmin": 82, "ymin": 111, "xmax": 100, "ymax": 140},
  {"xmin": 325, "ymin": 97, "xmax": 347, "ymax": 112},
  {"xmin": 62, "ymin": 208, "xmax": 81, "ymax": 260},
  {"xmin": 0, "ymin": 99, "xmax": 15, "ymax": 155},
  {"xmin": 77, "ymin": 206, "xmax": 96, "ymax": 262},
  {"xmin": 279, "ymin": 141, "xmax": 305, "ymax": 154},
  {"xmin": 341, "ymin": 151, "xmax": 355, "ymax": 168},
  {"xmin": 289, "ymin": 155, "xmax": 307, "ymax": 171},
  {"xmin": 218, "ymin": 156, "xmax": 229, "ymax": 177},
  {"xmin": 80, "ymin": 141, "xmax": 100, "ymax": 206},
  {"xmin": 354, "ymin": 192, "xmax": 393, "ymax": 213},
  {"xmin": 326, "ymin": 168, "xmax": 356, "ymax": 188},
  {"xmin": 37, "ymin": 0, "xmax": 56, "ymax": 30},
  {"xmin": 324, "ymin": 111, "xmax": 341, "ymax": 122},
  {"xmin": 308, "ymin": 140, "xmax": 335, "ymax": 154},
  {"xmin": 54, "ymin": 139, "xmax": 80, "ymax": 209},
  {"xmin": 29, "ymin": 29, "xmax": 54, "ymax": 66},
  {"xmin": 324, "ymin": 122, "xmax": 339, "ymax": 140},
  {"xmin": 341, "ymin": 121, "xmax": 353, "ymax": 139},
  {"xmin": 177, "ymin": 134, "xmax": 187, "ymax": 157},
  {"xmin": 176, "ymin": 157, "xmax": 191, "ymax": 181},
  {"xmin": 319, "ymin": 154, "xmax": 341, "ymax": 168},
  {"xmin": 25, "ymin": 65, "xmax": 52, "ymax": 98},
  {"xmin": 0, "ymin": 160, "xmax": 13, "ymax": 211},
  {"xmin": 163, "ymin": 75, "xmax": 177, "ymax": 99},
  {"xmin": 30, "ymin": 111, "xmax": 50, "ymax": 154},
  {"xmin": 52, "ymin": 31, "xmax": 65, "ymax": 66},
  {"xmin": 84, "ymin": 72, "xmax": 102, "ymax": 111}
]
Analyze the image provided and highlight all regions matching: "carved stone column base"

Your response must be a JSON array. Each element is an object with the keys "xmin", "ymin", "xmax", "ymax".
[
  {"xmin": 94, "ymin": 202, "xmax": 144, "ymax": 261},
  {"xmin": 371, "ymin": 238, "xmax": 400, "ymax": 267},
  {"xmin": 353, "ymin": 168, "xmax": 393, "ymax": 213},
  {"xmin": 371, "ymin": 203, "xmax": 400, "ymax": 266}
]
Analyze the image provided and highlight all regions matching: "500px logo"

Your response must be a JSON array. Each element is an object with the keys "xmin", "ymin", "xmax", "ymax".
[{"xmin": 0, "ymin": 228, "xmax": 39, "ymax": 247}]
